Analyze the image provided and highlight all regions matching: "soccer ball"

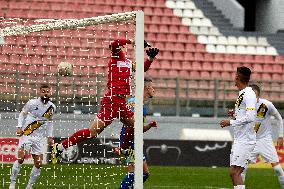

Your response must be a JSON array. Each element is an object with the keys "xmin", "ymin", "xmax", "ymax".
[{"xmin": 57, "ymin": 61, "xmax": 73, "ymax": 76}]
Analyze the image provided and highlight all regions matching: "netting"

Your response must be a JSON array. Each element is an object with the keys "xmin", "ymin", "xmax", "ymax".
[{"xmin": 0, "ymin": 12, "xmax": 143, "ymax": 188}]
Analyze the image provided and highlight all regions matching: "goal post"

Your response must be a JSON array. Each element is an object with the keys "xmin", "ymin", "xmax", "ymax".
[{"xmin": 0, "ymin": 11, "xmax": 145, "ymax": 189}]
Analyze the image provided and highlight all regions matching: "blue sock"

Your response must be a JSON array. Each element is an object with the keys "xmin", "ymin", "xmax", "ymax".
[
  {"xmin": 119, "ymin": 172, "xmax": 134, "ymax": 189},
  {"xmin": 143, "ymin": 172, "xmax": 149, "ymax": 183}
]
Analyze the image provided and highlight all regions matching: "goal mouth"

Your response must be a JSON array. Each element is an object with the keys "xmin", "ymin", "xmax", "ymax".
[{"xmin": 0, "ymin": 11, "xmax": 145, "ymax": 188}]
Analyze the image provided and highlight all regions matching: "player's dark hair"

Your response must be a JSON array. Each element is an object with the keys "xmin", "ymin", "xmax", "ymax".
[
  {"xmin": 40, "ymin": 83, "xmax": 51, "ymax": 89},
  {"xmin": 249, "ymin": 84, "xmax": 260, "ymax": 96},
  {"xmin": 237, "ymin": 66, "xmax": 251, "ymax": 83},
  {"xmin": 144, "ymin": 77, "xmax": 152, "ymax": 83}
]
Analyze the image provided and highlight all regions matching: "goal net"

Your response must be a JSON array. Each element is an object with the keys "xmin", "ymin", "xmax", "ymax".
[{"xmin": 0, "ymin": 11, "xmax": 144, "ymax": 188}]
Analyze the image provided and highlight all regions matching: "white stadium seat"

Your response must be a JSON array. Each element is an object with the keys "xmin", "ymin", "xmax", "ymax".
[
  {"xmin": 199, "ymin": 26, "xmax": 210, "ymax": 35},
  {"xmin": 266, "ymin": 46, "xmax": 278, "ymax": 55},
  {"xmin": 189, "ymin": 26, "xmax": 199, "ymax": 34},
  {"xmin": 226, "ymin": 45, "xmax": 237, "ymax": 53},
  {"xmin": 258, "ymin": 37, "xmax": 269, "ymax": 46},
  {"xmin": 217, "ymin": 36, "xmax": 228, "ymax": 45},
  {"xmin": 256, "ymin": 46, "xmax": 266, "ymax": 55},
  {"xmin": 181, "ymin": 17, "xmax": 191, "ymax": 26},
  {"xmin": 206, "ymin": 44, "xmax": 216, "ymax": 53},
  {"xmin": 237, "ymin": 36, "xmax": 248, "ymax": 45},
  {"xmin": 176, "ymin": 1, "xmax": 185, "ymax": 9},
  {"xmin": 209, "ymin": 27, "xmax": 220, "ymax": 36},
  {"xmin": 246, "ymin": 46, "xmax": 256, "ymax": 54},
  {"xmin": 216, "ymin": 45, "xmax": 226, "ymax": 53},
  {"xmin": 198, "ymin": 35, "xmax": 208, "ymax": 44},
  {"xmin": 183, "ymin": 9, "xmax": 193, "ymax": 17},
  {"xmin": 236, "ymin": 45, "xmax": 246, "ymax": 54},
  {"xmin": 184, "ymin": 1, "xmax": 196, "ymax": 9},
  {"xmin": 201, "ymin": 18, "xmax": 212, "ymax": 27},
  {"xmin": 165, "ymin": 0, "xmax": 175, "ymax": 8},
  {"xmin": 227, "ymin": 36, "xmax": 238, "ymax": 45},
  {"xmin": 192, "ymin": 18, "xmax": 202, "ymax": 26},
  {"xmin": 208, "ymin": 36, "xmax": 217, "ymax": 44},
  {"xmin": 173, "ymin": 9, "xmax": 183, "ymax": 17},
  {"xmin": 247, "ymin": 37, "xmax": 258, "ymax": 46},
  {"xmin": 193, "ymin": 10, "xmax": 204, "ymax": 18}
]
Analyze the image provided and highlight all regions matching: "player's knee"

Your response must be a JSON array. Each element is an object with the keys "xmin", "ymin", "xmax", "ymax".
[
  {"xmin": 89, "ymin": 120, "xmax": 105, "ymax": 137},
  {"xmin": 143, "ymin": 172, "xmax": 149, "ymax": 182}
]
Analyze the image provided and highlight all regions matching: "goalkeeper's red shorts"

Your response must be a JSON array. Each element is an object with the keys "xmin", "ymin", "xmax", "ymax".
[{"xmin": 97, "ymin": 93, "xmax": 134, "ymax": 127}]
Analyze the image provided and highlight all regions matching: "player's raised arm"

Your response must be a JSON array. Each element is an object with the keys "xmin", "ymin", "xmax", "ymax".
[
  {"xmin": 143, "ymin": 121, "xmax": 157, "ymax": 132},
  {"xmin": 132, "ymin": 40, "xmax": 159, "ymax": 72}
]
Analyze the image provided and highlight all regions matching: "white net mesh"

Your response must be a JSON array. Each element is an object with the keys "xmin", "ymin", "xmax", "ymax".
[{"xmin": 0, "ymin": 12, "xmax": 140, "ymax": 188}]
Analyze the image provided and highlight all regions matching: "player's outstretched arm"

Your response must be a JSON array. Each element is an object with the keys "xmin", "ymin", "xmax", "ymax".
[
  {"xmin": 271, "ymin": 104, "xmax": 284, "ymax": 149},
  {"xmin": 143, "ymin": 121, "xmax": 157, "ymax": 132}
]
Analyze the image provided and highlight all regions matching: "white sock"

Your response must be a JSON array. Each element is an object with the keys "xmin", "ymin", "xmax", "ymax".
[
  {"xmin": 241, "ymin": 167, "xmax": 247, "ymax": 183},
  {"xmin": 58, "ymin": 143, "xmax": 64, "ymax": 151},
  {"xmin": 27, "ymin": 166, "xmax": 41, "ymax": 185},
  {"xmin": 234, "ymin": 185, "xmax": 245, "ymax": 189},
  {"xmin": 273, "ymin": 165, "xmax": 284, "ymax": 188},
  {"xmin": 10, "ymin": 161, "xmax": 22, "ymax": 182}
]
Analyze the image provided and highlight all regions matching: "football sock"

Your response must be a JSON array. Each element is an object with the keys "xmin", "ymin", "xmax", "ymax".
[
  {"xmin": 241, "ymin": 167, "xmax": 247, "ymax": 183},
  {"xmin": 61, "ymin": 128, "xmax": 91, "ymax": 149},
  {"xmin": 234, "ymin": 185, "xmax": 245, "ymax": 189},
  {"xmin": 273, "ymin": 164, "xmax": 284, "ymax": 187},
  {"xmin": 119, "ymin": 172, "xmax": 134, "ymax": 189},
  {"xmin": 27, "ymin": 166, "xmax": 41, "ymax": 185},
  {"xmin": 143, "ymin": 172, "xmax": 149, "ymax": 183},
  {"xmin": 10, "ymin": 161, "xmax": 22, "ymax": 182}
]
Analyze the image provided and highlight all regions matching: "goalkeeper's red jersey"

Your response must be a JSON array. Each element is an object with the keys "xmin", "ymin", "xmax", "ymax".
[{"xmin": 107, "ymin": 51, "xmax": 152, "ymax": 95}]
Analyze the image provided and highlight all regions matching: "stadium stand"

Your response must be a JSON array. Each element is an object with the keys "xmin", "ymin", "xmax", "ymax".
[{"xmin": 0, "ymin": 0, "xmax": 284, "ymax": 109}]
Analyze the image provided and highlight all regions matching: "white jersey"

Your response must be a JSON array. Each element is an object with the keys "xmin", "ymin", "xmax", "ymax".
[
  {"xmin": 230, "ymin": 87, "xmax": 257, "ymax": 144},
  {"xmin": 255, "ymin": 98, "xmax": 283, "ymax": 140},
  {"xmin": 18, "ymin": 98, "xmax": 56, "ymax": 139}
]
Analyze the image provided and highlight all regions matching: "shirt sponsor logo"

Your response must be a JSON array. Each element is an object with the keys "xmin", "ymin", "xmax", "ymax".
[{"xmin": 117, "ymin": 61, "xmax": 131, "ymax": 68}]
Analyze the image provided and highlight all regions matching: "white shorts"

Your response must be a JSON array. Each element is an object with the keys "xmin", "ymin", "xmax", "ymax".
[
  {"xmin": 18, "ymin": 136, "xmax": 43, "ymax": 155},
  {"xmin": 249, "ymin": 138, "xmax": 279, "ymax": 164},
  {"xmin": 230, "ymin": 142, "xmax": 256, "ymax": 168}
]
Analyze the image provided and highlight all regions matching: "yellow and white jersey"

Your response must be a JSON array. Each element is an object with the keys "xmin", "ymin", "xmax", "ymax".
[
  {"xmin": 255, "ymin": 98, "xmax": 283, "ymax": 140},
  {"xmin": 231, "ymin": 87, "xmax": 257, "ymax": 144},
  {"xmin": 20, "ymin": 98, "xmax": 56, "ymax": 139}
]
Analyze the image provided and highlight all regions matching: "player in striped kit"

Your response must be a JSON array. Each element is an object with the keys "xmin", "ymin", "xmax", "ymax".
[
  {"xmin": 220, "ymin": 66, "xmax": 257, "ymax": 189},
  {"xmin": 9, "ymin": 84, "xmax": 56, "ymax": 189},
  {"xmin": 240, "ymin": 84, "xmax": 284, "ymax": 188}
]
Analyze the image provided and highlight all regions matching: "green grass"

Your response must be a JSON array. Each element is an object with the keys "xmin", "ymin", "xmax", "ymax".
[{"xmin": 0, "ymin": 164, "xmax": 281, "ymax": 189}]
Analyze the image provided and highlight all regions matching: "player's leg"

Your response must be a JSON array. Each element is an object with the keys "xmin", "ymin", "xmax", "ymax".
[
  {"xmin": 143, "ymin": 156, "xmax": 150, "ymax": 183},
  {"xmin": 119, "ymin": 101, "xmax": 135, "ymax": 146},
  {"xmin": 120, "ymin": 163, "xmax": 135, "ymax": 189},
  {"xmin": 241, "ymin": 143, "xmax": 259, "ymax": 183},
  {"xmin": 10, "ymin": 137, "xmax": 31, "ymax": 189},
  {"xmin": 229, "ymin": 166, "xmax": 245, "ymax": 187},
  {"xmin": 260, "ymin": 139, "xmax": 284, "ymax": 188},
  {"xmin": 271, "ymin": 162, "xmax": 284, "ymax": 189},
  {"xmin": 26, "ymin": 154, "xmax": 43, "ymax": 189},
  {"xmin": 9, "ymin": 148, "xmax": 26, "ymax": 189},
  {"xmin": 230, "ymin": 142, "xmax": 254, "ymax": 188},
  {"xmin": 52, "ymin": 96, "xmax": 115, "ymax": 163}
]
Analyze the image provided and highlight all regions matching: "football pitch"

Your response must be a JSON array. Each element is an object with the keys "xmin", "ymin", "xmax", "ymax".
[{"xmin": 0, "ymin": 164, "xmax": 281, "ymax": 189}]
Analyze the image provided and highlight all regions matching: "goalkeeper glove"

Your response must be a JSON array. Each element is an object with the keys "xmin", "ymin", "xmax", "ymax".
[
  {"xmin": 144, "ymin": 40, "xmax": 151, "ymax": 48},
  {"xmin": 149, "ymin": 121, "xmax": 157, "ymax": 128},
  {"xmin": 146, "ymin": 48, "xmax": 159, "ymax": 61}
]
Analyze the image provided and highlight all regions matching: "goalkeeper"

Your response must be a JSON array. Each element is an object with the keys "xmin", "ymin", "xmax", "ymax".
[
  {"xmin": 52, "ymin": 39, "xmax": 159, "ymax": 163},
  {"xmin": 114, "ymin": 77, "xmax": 157, "ymax": 189}
]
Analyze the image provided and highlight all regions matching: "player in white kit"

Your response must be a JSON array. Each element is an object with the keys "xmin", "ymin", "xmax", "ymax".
[
  {"xmin": 240, "ymin": 84, "xmax": 284, "ymax": 188},
  {"xmin": 9, "ymin": 84, "xmax": 56, "ymax": 189},
  {"xmin": 220, "ymin": 66, "xmax": 257, "ymax": 189}
]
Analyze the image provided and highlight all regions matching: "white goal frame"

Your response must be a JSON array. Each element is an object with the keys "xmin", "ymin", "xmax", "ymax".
[{"xmin": 0, "ymin": 11, "xmax": 145, "ymax": 189}]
